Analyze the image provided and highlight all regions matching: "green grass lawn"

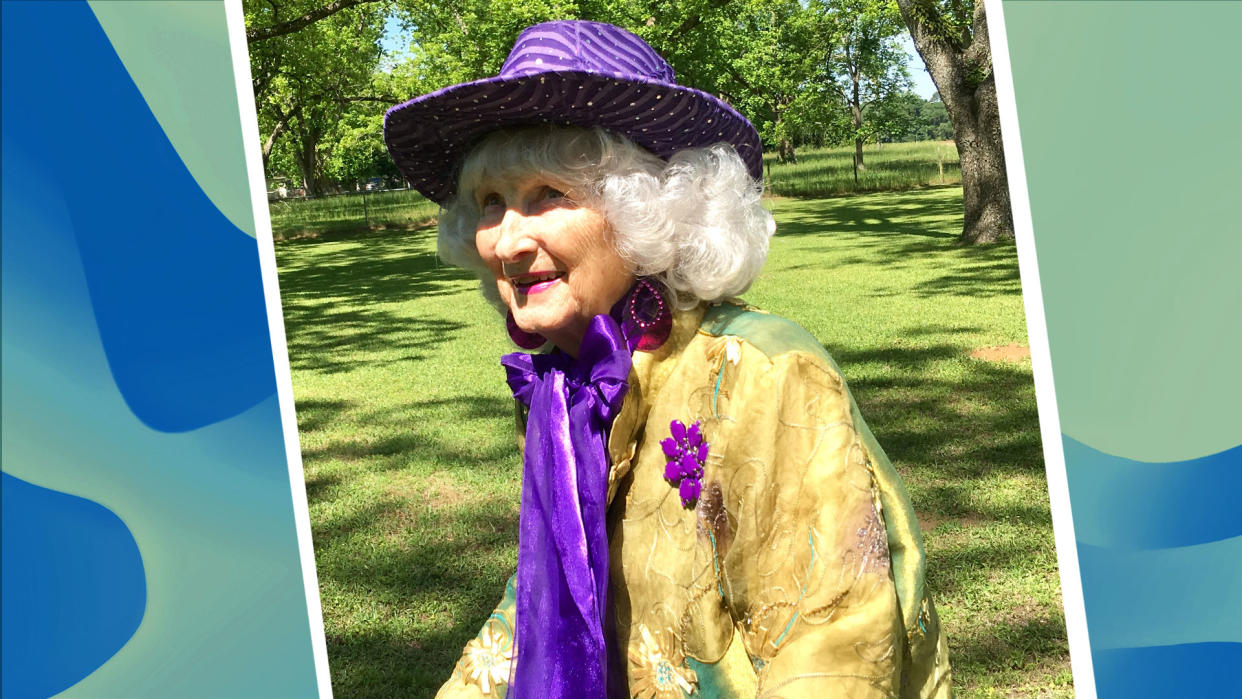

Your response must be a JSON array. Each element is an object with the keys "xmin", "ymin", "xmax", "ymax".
[{"xmin": 274, "ymin": 185, "xmax": 1069, "ymax": 698}]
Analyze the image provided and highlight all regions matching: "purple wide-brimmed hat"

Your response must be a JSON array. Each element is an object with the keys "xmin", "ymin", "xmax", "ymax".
[{"xmin": 384, "ymin": 20, "xmax": 762, "ymax": 205}]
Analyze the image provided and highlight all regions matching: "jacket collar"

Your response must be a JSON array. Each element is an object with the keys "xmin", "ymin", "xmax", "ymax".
[{"xmin": 605, "ymin": 303, "xmax": 708, "ymax": 503}]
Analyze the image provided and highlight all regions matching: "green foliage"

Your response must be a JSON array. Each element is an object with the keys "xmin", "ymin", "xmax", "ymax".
[
  {"xmin": 872, "ymin": 92, "xmax": 954, "ymax": 142},
  {"xmin": 319, "ymin": 109, "xmax": 401, "ymax": 185},
  {"xmin": 964, "ymin": 59, "xmax": 991, "ymax": 89},
  {"xmin": 246, "ymin": 0, "xmax": 389, "ymax": 192},
  {"xmin": 908, "ymin": 0, "xmax": 974, "ymax": 46},
  {"xmin": 393, "ymin": 0, "xmax": 584, "ymax": 87},
  {"xmin": 246, "ymin": 0, "xmax": 941, "ymax": 189}
]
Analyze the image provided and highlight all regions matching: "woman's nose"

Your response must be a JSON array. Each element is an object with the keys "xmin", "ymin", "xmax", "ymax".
[{"xmin": 493, "ymin": 209, "xmax": 538, "ymax": 261}]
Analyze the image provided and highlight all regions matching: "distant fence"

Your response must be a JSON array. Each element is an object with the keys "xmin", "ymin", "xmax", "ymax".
[
  {"xmin": 266, "ymin": 187, "xmax": 439, "ymax": 239},
  {"xmin": 266, "ymin": 141, "xmax": 961, "ymax": 238}
]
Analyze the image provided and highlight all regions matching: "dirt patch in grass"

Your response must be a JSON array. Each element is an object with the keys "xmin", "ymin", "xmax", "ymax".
[
  {"xmin": 917, "ymin": 511, "xmax": 988, "ymax": 532},
  {"xmin": 970, "ymin": 344, "xmax": 1030, "ymax": 362},
  {"xmin": 420, "ymin": 472, "xmax": 472, "ymax": 509}
]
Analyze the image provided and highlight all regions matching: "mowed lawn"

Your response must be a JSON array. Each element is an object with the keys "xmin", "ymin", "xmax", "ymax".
[{"xmin": 273, "ymin": 185, "xmax": 1070, "ymax": 698}]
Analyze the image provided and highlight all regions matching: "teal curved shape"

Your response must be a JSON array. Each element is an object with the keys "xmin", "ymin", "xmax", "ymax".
[
  {"xmin": 2, "ymin": 2, "xmax": 319, "ymax": 696},
  {"xmin": 5, "ymin": 0, "xmax": 277, "ymax": 433},
  {"xmin": 1077, "ymin": 536, "xmax": 1242, "ymax": 651},
  {"xmin": 1064, "ymin": 435, "xmax": 1242, "ymax": 550},
  {"xmin": 88, "ymin": 0, "xmax": 255, "ymax": 237}
]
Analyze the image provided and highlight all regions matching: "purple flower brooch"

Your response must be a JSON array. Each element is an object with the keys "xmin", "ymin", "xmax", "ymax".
[{"xmin": 661, "ymin": 420, "xmax": 708, "ymax": 507}]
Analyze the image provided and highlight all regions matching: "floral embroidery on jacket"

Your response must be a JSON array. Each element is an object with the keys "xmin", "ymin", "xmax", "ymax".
[
  {"xmin": 463, "ymin": 627, "xmax": 513, "ymax": 695},
  {"xmin": 628, "ymin": 625, "xmax": 698, "ymax": 698}
]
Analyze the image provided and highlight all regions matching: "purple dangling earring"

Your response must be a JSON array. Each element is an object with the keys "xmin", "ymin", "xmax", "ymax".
[
  {"xmin": 506, "ymin": 311, "xmax": 547, "ymax": 350},
  {"xmin": 622, "ymin": 278, "xmax": 673, "ymax": 352}
]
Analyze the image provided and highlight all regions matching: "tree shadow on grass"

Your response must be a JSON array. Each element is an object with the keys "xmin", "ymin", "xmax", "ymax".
[
  {"xmin": 275, "ymin": 227, "xmax": 476, "ymax": 374},
  {"xmin": 774, "ymin": 189, "xmax": 963, "ymax": 242},
  {"xmin": 296, "ymin": 393, "xmax": 522, "ymax": 697},
  {"xmin": 276, "ymin": 225, "xmax": 474, "ymax": 305},
  {"xmin": 282, "ymin": 304, "xmax": 468, "ymax": 375},
  {"xmin": 314, "ymin": 498, "xmax": 520, "ymax": 698},
  {"xmin": 951, "ymin": 616, "xmax": 1071, "ymax": 692},
  {"xmin": 769, "ymin": 189, "xmax": 1024, "ymax": 299},
  {"xmin": 834, "ymin": 343, "xmax": 1044, "ymax": 485},
  {"xmin": 298, "ymin": 394, "xmax": 517, "ymax": 471}
]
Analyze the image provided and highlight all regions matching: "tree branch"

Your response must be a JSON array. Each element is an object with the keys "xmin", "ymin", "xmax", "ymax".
[
  {"xmin": 669, "ymin": 0, "xmax": 733, "ymax": 40},
  {"xmin": 342, "ymin": 95, "xmax": 400, "ymax": 104},
  {"xmin": 247, "ymin": 0, "xmax": 379, "ymax": 44},
  {"xmin": 725, "ymin": 64, "xmax": 755, "ymax": 93},
  {"xmin": 964, "ymin": 0, "xmax": 991, "ymax": 66},
  {"xmin": 263, "ymin": 111, "xmax": 291, "ymax": 167}
]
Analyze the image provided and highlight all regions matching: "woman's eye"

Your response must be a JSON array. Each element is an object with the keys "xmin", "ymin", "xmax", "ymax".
[
  {"xmin": 481, "ymin": 193, "xmax": 503, "ymax": 209},
  {"xmin": 543, "ymin": 187, "xmax": 565, "ymax": 200}
]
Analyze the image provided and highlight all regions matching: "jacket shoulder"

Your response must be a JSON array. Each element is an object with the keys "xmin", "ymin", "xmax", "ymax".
[{"xmin": 699, "ymin": 301, "xmax": 831, "ymax": 363}]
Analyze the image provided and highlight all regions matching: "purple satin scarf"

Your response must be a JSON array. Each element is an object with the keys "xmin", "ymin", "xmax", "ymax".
[{"xmin": 501, "ymin": 315, "xmax": 632, "ymax": 698}]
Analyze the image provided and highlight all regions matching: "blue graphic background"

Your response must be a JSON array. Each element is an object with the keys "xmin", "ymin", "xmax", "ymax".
[
  {"xmin": 1004, "ymin": 1, "xmax": 1242, "ymax": 697},
  {"xmin": 3, "ymin": 0, "xmax": 1238, "ymax": 696},
  {"xmin": 1, "ymin": 1, "xmax": 320, "ymax": 696},
  {"xmin": 2, "ymin": 473, "xmax": 146, "ymax": 698}
]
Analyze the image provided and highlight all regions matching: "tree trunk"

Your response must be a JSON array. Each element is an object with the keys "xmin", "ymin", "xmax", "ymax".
[
  {"xmin": 851, "ymin": 71, "xmax": 865, "ymax": 168},
  {"xmin": 894, "ymin": 0, "xmax": 1014, "ymax": 243},
  {"xmin": 262, "ymin": 113, "xmax": 289, "ymax": 173},
  {"xmin": 774, "ymin": 109, "xmax": 796, "ymax": 163},
  {"xmin": 779, "ymin": 139, "xmax": 797, "ymax": 163},
  {"xmin": 295, "ymin": 130, "xmax": 322, "ymax": 198},
  {"xmin": 951, "ymin": 75, "xmax": 1012, "ymax": 243}
]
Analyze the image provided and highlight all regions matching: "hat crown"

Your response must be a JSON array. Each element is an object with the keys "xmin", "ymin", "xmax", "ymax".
[{"xmin": 499, "ymin": 20, "xmax": 675, "ymax": 83}]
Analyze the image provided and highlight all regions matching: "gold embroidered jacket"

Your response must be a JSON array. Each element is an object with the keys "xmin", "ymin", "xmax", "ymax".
[{"xmin": 438, "ymin": 302, "xmax": 952, "ymax": 698}]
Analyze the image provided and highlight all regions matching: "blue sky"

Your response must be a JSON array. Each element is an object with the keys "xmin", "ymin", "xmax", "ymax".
[{"xmin": 899, "ymin": 34, "xmax": 938, "ymax": 99}]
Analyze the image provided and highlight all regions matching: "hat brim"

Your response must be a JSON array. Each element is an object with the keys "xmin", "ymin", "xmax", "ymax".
[{"xmin": 384, "ymin": 70, "xmax": 762, "ymax": 205}]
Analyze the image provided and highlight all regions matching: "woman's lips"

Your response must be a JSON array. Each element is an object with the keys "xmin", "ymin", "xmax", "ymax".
[{"xmin": 512, "ymin": 273, "xmax": 563, "ymax": 295}]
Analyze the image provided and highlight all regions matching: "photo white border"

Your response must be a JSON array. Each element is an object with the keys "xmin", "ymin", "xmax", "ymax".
[
  {"xmin": 224, "ymin": 1, "xmax": 335, "ymax": 696},
  {"xmin": 985, "ymin": 0, "xmax": 1095, "ymax": 695}
]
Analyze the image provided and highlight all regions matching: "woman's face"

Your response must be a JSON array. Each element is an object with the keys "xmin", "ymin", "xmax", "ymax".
[{"xmin": 474, "ymin": 172, "xmax": 636, "ymax": 356}]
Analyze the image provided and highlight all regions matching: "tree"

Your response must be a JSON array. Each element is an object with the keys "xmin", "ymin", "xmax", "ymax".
[
  {"xmin": 893, "ymin": 0, "xmax": 1013, "ymax": 243},
  {"xmin": 869, "ymin": 90, "xmax": 922, "ymax": 143},
  {"xmin": 245, "ymin": 0, "xmax": 389, "ymax": 195},
  {"xmin": 709, "ymin": 0, "xmax": 841, "ymax": 163},
  {"xmin": 391, "ymin": 0, "xmax": 584, "ymax": 88},
  {"xmin": 820, "ymin": 0, "xmax": 909, "ymax": 171},
  {"xmin": 598, "ymin": 0, "xmax": 843, "ymax": 164},
  {"xmin": 247, "ymin": 0, "xmax": 383, "ymax": 43}
]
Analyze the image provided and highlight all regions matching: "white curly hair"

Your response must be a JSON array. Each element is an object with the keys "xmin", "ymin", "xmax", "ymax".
[{"xmin": 436, "ymin": 125, "xmax": 775, "ymax": 311}]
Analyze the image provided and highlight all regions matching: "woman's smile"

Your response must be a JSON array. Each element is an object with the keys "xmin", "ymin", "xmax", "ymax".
[
  {"xmin": 508, "ymin": 271, "xmax": 565, "ymax": 295},
  {"xmin": 475, "ymin": 174, "xmax": 636, "ymax": 355}
]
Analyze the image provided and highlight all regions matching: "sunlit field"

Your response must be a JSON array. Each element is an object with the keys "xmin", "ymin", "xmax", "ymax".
[
  {"xmin": 268, "ymin": 188, "xmax": 439, "ymax": 240},
  {"xmin": 268, "ymin": 140, "xmax": 962, "ymax": 240},
  {"xmin": 764, "ymin": 140, "xmax": 961, "ymax": 197}
]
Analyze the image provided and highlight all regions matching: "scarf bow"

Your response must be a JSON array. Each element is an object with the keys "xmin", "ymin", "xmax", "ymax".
[{"xmin": 500, "ymin": 314, "xmax": 631, "ymax": 698}]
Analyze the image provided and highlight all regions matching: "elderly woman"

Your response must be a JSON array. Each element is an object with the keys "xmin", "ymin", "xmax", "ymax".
[{"xmin": 384, "ymin": 20, "xmax": 950, "ymax": 699}]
